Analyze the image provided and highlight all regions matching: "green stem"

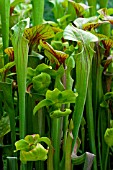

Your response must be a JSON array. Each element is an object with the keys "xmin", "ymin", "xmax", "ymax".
[
  {"xmin": 33, "ymin": 108, "xmax": 45, "ymax": 135},
  {"xmin": 26, "ymin": 93, "xmax": 45, "ymax": 170},
  {"xmin": 35, "ymin": 108, "xmax": 45, "ymax": 170},
  {"xmin": 19, "ymin": 92, "xmax": 26, "ymax": 139},
  {"xmin": 32, "ymin": 94, "xmax": 45, "ymax": 170},
  {"xmin": 93, "ymin": 43, "xmax": 109, "ymax": 169},
  {"xmin": 25, "ymin": 93, "xmax": 33, "ymax": 135},
  {"xmin": 97, "ymin": 110, "xmax": 102, "ymax": 170},
  {"xmin": 97, "ymin": 57, "xmax": 108, "ymax": 170},
  {"xmin": 86, "ymin": 70, "xmax": 97, "ymax": 170},
  {"xmin": 7, "ymin": 157, "xmax": 18, "ymax": 170},
  {"xmin": 104, "ymin": 146, "xmax": 109, "ymax": 170},
  {"xmin": 99, "ymin": 0, "xmax": 108, "ymax": 8},
  {"xmin": 68, "ymin": 1, "xmax": 77, "ymax": 21},
  {"xmin": 51, "ymin": 118, "xmax": 61, "ymax": 170},
  {"xmin": 100, "ymin": 108, "xmax": 108, "ymax": 170},
  {"xmin": 0, "ymin": 0, "xmax": 10, "ymax": 64},
  {"xmin": 92, "ymin": 44, "xmax": 105, "ymax": 170},
  {"xmin": 50, "ymin": 65, "xmax": 65, "ymax": 169},
  {"xmin": 47, "ymin": 146, "xmax": 54, "ymax": 170},
  {"xmin": 99, "ymin": 24, "xmax": 110, "ymax": 37},
  {"xmin": 99, "ymin": 0, "xmax": 110, "ymax": 36},
  {"xmin": 65, "ymin": 120, "xmax": 73, "ymax": 170},
  {"xmin": 0, "ymin": 91, "xmax": 3, "ymax": 118},
  {"xmin": 32, "ymin": 0, "xmax": 44, "ymax": 25},
  {"xmin": 87, "ymin": 0, "xmax": 96, "ymax": 16},
  {"xmin": 65, "ymin": 134, "xmax": 72, "ymax": 170},
  {"xmin": 20, "ymin": 163, "xmax": 27, "ymax": 170},
  {"xmin": 37, "ymin": 108, "xmax": 45, "ymax": 135},
  {"xmin": 62, "ymin": 55, "xmax": 75, "ymax": 169},
  {"xmin": 81, "ymin": 123, "xmax": 85, "ymax": 153},
  {"xmin": 35, "ymin": 161, "xmax": 44, "ymax": 170},
  {"xmin": 104, "ymin": 102, "xmax": 110, "ymax": 169},
  {"xmin": 26, "ymin": 162, "xmax": 33, "ymax": 170}
]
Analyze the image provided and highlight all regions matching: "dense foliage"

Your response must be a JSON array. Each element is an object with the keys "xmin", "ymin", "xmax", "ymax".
[{"xmin": 0, "ymin": 0, "xmax": 113, "ymax": 170}]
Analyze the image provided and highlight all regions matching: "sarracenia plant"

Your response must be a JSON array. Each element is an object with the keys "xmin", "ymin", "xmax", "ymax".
[
  {"xmin": 12, "ymin": 19, "xmax": 29, "ymax": 170},
  {"xmin": 1, "ymin": 1, "xmax": 113, "ymax": 170}
]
